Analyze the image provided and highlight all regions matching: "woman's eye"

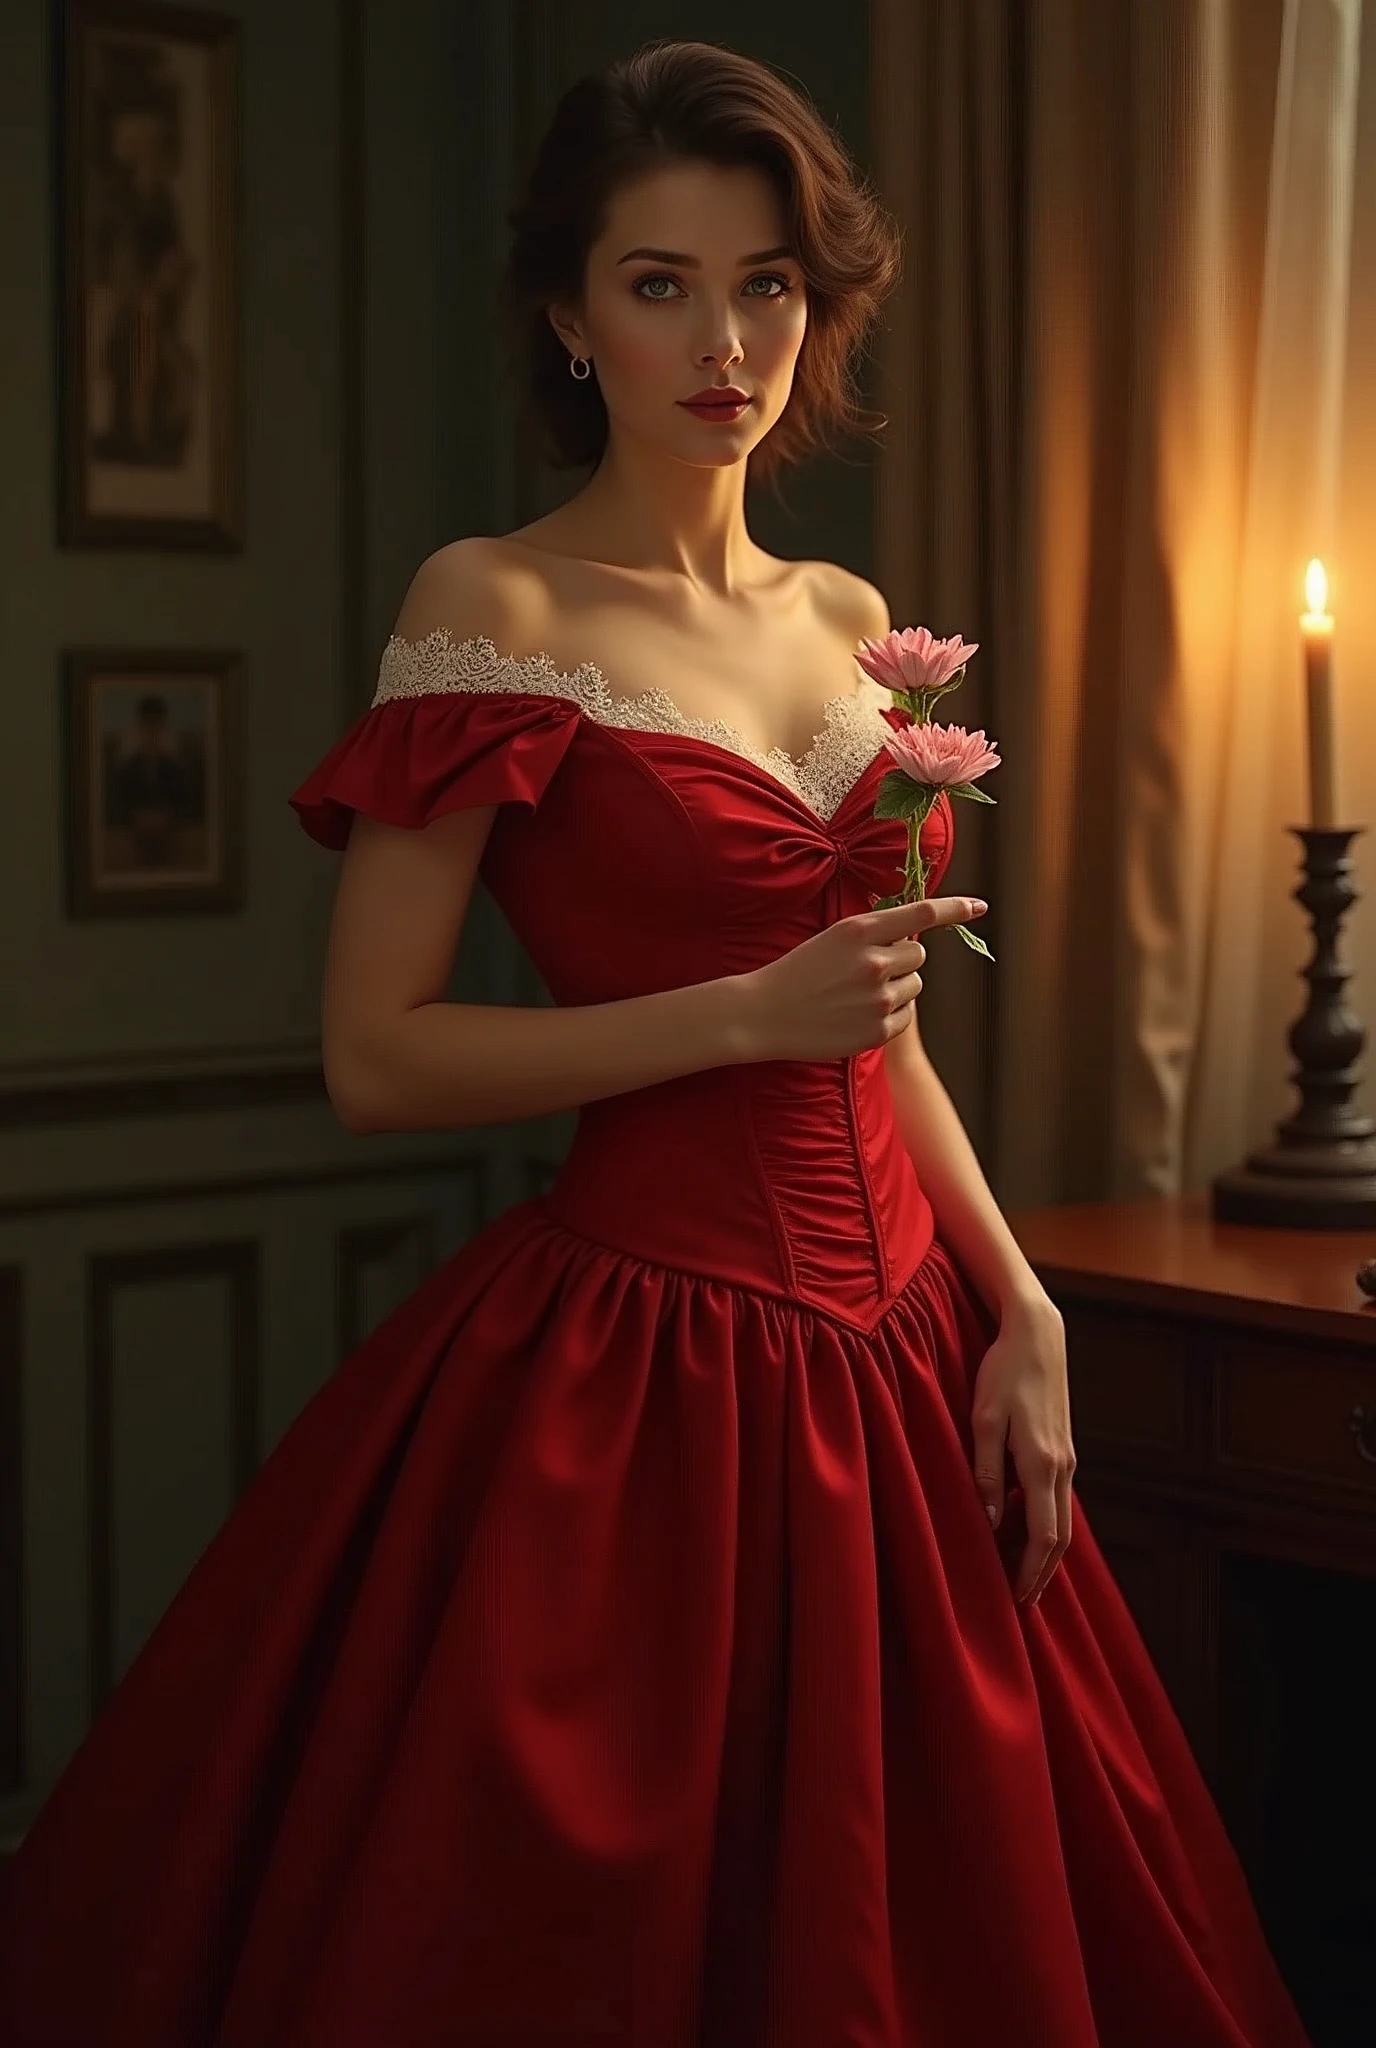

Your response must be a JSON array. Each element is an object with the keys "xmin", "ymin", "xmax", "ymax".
[{"xmin": 631, "ymin": 271, "xmax": 795, "ymax": 301}]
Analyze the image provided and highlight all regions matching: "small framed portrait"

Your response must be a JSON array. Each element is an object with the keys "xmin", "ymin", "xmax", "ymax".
[
  {"xmin": 55, "ymin": 0, "xmax": 242, "ymax": 549},
  {"xmin": 63, "ymin": 650, "xmax": 244, "ymax": 917}
]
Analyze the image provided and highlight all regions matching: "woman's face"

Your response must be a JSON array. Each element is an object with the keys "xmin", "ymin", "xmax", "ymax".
[{"xmin": 550, "ymin": 157, "xmax": 808, "ymax": 470}]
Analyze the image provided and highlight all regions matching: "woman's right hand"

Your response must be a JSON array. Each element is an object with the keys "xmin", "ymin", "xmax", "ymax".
[{"xmin": 734, "ymin": 896, "xmax": 989, "ymax": 1063}]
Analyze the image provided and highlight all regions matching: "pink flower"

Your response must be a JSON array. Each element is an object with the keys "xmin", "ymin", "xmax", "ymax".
[
  {"xmin": 882, "ymin": 721, "xmax": 1001, "ymax": 787},
  {"xmin": 855, "ymin": 626, "xmax": 979, "ymax": 697}
]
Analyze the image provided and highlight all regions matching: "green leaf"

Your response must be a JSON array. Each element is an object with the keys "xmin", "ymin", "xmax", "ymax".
[
  {"xmin": 873, "ymin": 771, "xmax": 936, "ymax": 822},
  {"xmin": 952, "ymin": 922, "xmax": 995, "ymax": 959},
  {"xmin": 947, "ymin": 781, "xmax": 997, "ymax": 805}
]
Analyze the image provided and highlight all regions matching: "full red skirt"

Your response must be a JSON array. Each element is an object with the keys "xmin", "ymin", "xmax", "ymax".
[{"xmin": 0, "ymin": 1202, "xmax": 1311, "ymax": 2046}]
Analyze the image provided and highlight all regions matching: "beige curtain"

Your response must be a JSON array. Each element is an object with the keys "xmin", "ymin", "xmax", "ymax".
[{"xmin": 871, "ymin": 0, "xmax": 1375, "ymax": 1210}]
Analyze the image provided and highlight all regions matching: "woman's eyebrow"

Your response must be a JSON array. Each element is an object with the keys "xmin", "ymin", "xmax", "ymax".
[{"xmin": 614, "ymin": 244, "xmax": 794, "ymax": 267}]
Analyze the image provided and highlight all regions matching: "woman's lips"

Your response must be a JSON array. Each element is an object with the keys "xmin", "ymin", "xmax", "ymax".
[{"xmin": 678, "ymin": 397, "xmax": 752, "ymax": 422}]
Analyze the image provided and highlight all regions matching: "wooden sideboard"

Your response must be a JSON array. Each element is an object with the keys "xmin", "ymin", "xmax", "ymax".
[{"xmin": 1008, "ymin": 1192, "xmax": 1376, "ymax": 2043}]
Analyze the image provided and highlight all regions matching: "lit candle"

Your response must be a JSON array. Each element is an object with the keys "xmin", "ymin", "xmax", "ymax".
[{"xmin": 1300, "ymin": 557, "xmax": 1337, "ymax": 828}]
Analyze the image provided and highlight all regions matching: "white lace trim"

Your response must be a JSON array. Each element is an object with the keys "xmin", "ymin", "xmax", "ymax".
[{"xmin": 373, "ymin": 629, "xmax": 897, "ymax": 823}]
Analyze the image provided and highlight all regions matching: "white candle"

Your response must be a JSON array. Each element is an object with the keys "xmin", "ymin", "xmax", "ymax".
[{"xmin": 1300, "ymin": 557, "xmax": 1337, "ymax": 828}]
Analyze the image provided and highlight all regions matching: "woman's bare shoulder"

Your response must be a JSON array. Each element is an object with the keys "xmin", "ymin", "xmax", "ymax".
[
  {"xmin": 391, "ymin": 535, "xmax": 555, "ymax": 649},
  {"xmin": 799, "ymin": 557, "xmax": 892, "ymax": 643}
]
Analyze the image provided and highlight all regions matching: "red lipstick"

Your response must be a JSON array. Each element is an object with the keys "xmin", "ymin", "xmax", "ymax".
[{"xmin": 677, "ymin": 386, "xmax": 752, "ymax": 423}]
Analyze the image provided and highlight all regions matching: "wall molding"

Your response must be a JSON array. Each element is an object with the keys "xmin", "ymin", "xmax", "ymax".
[
  {"xmin": 522, "ymin": 1153, "xmax": 559, "ymax": 1200},
  {"xmin": 0, "ymin": 1150, "xmax": 493, "ymax": 1224},
  {"xmin": 335, "ymin": 1213, "xmax": 439, "ymax": 1358},
  {"xmin": 340, "ymin": 0, "xmax": 367, "ymax": 713},
  {"xmin": 0, "ymin": 1042, "xmax": 325, "ymax": 1130},
  {"xmin": 86, "ymin": 1241, "xmax": 261, "ymax": 1715},
  {"xmin": 0, "ymin": 1267, "xmax": 22, "ymax": 1797}
]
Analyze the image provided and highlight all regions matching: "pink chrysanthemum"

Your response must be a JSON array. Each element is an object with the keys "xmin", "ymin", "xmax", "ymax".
[
  {"xmin": 882, "ymin": 721, "xmax": 1001, "ymax": 788},
  {"xmin": 855, "ymin": 626, "xmax": 979, "ymax": 697}
]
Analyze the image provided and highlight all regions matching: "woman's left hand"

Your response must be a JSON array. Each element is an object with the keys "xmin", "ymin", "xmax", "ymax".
[{"xmin": 969, "ymin": 1290, "xmax": 1076, "ymax": 1607}]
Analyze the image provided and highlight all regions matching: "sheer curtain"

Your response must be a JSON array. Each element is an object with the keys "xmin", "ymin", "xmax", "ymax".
[{"xmin": 870, "ymin": 0, "xmax": 1374, "ymax": 1210}]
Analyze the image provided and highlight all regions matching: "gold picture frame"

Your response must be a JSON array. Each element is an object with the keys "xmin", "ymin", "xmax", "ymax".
[
  {"xmin": 56, "ymin": 0, "xmax": 242, "ymax": 548},
  {"xmin": 63, "ymin": 648, "xmax": 245, "ymax": 917}
]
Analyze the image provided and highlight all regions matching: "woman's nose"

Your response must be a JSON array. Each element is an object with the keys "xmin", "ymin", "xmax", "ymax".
[{"xmin": 697, "ymin": 323, "xmax": 745, "ymax": 370}]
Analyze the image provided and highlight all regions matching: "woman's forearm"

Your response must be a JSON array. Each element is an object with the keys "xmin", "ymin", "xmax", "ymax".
[
  {"xmin": 327, "ymin": 972, "xmax": 759, "ymax": 1134},
  {"xmin": 882, "ymin": 1027, "xmax": 1046, "ymax": 1321}
]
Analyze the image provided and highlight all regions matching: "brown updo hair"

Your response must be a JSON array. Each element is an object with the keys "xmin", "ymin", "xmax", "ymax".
[{"xmin": 499, "ymin": 40, "xmax": 902, "ymax": 487}]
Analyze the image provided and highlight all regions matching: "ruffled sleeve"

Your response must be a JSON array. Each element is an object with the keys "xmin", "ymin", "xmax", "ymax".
[{"xmin": 289, "ymin": 636, "xmax": 584, "ymax": 852}]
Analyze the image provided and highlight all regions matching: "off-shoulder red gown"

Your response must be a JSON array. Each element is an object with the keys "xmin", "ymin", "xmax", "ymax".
[{"xmin": 0, "ymin": 632, "xmax": 1314, "ymax": 2047}]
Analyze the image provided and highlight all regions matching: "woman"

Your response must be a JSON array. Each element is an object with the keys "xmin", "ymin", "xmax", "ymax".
[{"xmin": 0, "ymin": 39, "xmax": 1312, "ymax": 2048}]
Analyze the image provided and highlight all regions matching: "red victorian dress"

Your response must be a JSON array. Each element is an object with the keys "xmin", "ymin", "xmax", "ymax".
[{"xmin": 0, "ymin": 631, "xmax": 1313, "ymax": 2047}]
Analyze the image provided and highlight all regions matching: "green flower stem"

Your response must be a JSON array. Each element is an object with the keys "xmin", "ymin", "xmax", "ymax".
[{"xmin": 903, "ymin": 829, "xmax": 929, "ymax": 904}]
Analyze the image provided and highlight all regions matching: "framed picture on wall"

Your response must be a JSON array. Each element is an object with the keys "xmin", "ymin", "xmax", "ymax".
[
  {"xmin": 55, "ymin": 0, "xmax": 242, "ymax": 549},
  {"xmin": 63, "ymin": 649, "xmax": 244, "ymax": 917}
]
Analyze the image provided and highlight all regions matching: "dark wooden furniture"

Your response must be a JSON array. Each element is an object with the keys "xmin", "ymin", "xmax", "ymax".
[{"xmin": 1008, "ymin": 1193, "xmax": 1376, "ymax": 2044}]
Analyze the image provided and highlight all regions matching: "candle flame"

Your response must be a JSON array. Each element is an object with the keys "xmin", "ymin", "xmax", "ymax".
[{"xmin": 1304, "ymin": 557, "xmax": 1329, "ymax": 615}]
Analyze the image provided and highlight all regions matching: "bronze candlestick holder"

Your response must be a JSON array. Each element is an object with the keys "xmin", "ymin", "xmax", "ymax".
[{"xmin": 1213, "ymin": 826, "xmax": 1376, "ymax": 1228}]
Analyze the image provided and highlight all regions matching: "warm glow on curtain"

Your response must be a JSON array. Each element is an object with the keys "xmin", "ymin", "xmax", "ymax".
[{"xmin": 871, "ymin": 0, "xmax": 1373, "ymax": 1209}]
